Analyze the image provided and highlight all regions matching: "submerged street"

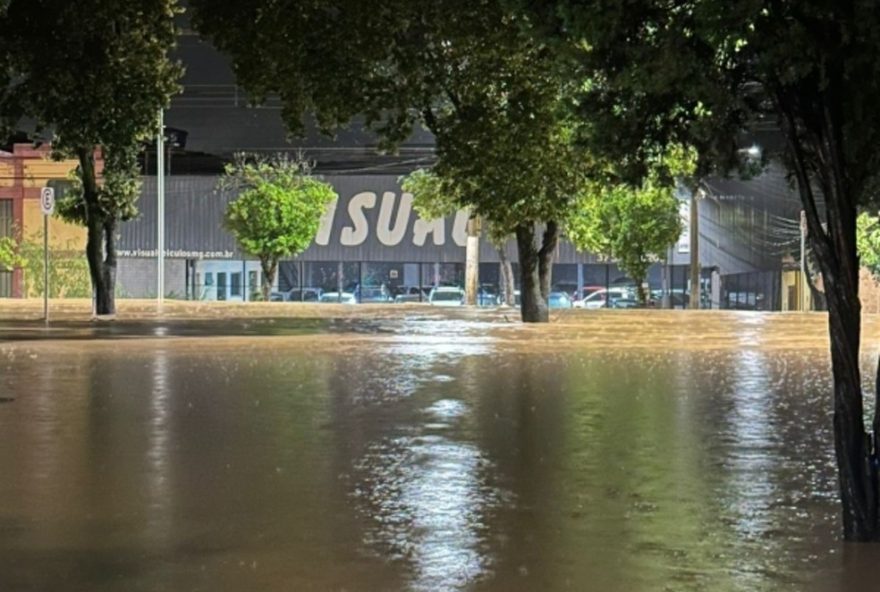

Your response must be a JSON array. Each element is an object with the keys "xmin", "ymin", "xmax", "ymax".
[{"xmin": 2, "ymin": 309, "xmax": 879, "ymax": 591}]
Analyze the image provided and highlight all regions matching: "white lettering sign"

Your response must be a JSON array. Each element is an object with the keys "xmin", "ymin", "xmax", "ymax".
[
  {"xmin": 341, "ymin": 191, "xmax": 377, "ymax": 246},
  {"xmin": 376, "ymin": 191, "xmax": 412, "ymax": 247},
  {"xmin": 413, "ymin": 216, "xmax": 445, "ymax": 247},
  {"xmin": 314, "ymin": 197, "xmax": 338, "ymax": 246}
]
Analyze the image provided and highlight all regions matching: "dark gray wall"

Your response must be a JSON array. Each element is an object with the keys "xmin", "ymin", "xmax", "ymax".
[{"xmin": 120, "ymin": 165, "xmax": 805, "ymax": 273}]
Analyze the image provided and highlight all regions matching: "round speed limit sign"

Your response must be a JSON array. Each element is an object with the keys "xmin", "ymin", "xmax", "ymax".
[{"xmin": 40, "ymin": 187, "xmax": 55, "ymax": 215}]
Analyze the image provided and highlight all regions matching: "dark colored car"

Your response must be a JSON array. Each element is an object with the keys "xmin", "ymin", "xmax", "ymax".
[
  {"xmin": 269, "ymin": 287, "xmax": 322, "ymax": 302},
  {"xmin": 611, "ymin": 298, "xmax": 643, "ymax": 309},
  {"xmin": 477, "ymin": 285, "xmax": 499, "ymax": 306}
]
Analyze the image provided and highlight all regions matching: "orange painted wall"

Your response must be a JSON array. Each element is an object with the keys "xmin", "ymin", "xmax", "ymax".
[{"xmin": 1, "ymin": 144, "xmax": 103, "ymax": 296}]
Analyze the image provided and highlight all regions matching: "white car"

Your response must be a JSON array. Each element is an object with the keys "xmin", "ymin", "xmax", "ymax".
[
  {"xmin": 319, "ymin": 292, "xmax": 357, "ymax": 304},
  {"xmin": 578, "ymin": 288, "xmax": 630, "ymax": 309},
  {"xmin": 428, "ymin": 287, "xmax": 465, "ymax": 307}
]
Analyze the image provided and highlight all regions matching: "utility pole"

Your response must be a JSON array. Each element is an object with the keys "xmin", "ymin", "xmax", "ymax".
[
  {"xmin": 800, "ymin": 210, "xmax": 808, "ymax": 311},
  {"xmin": 157, "ymin": 110, "xmax": 165, "ymax": 310},
  {"xmin": 464, "ymin": 216, "xmax": 481, "ymax": 306},
  {"xmin": 689, "ymin": 187, "xmax": 701, "ymax": 309}
]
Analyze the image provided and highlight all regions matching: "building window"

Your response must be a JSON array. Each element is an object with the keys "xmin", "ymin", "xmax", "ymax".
[
  {"xmin": 0, "ymin": 199, "xmax": 13, "ymax": 297},
  {"xmin": 0, "ymin": 199, "xmax": 12, "ymax": 238}
]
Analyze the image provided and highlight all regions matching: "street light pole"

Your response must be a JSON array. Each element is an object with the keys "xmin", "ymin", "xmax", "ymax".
[
  {"xmin": 800, "ymin": 209, "xmax": 808, "ymax": 311},
  {"xmin": 157, "ymin": 109, "xmax": 165, "ymax": 309},
  {"xmin": 689, "ymin": 187, "xmax": 701, "ymax": 309}
]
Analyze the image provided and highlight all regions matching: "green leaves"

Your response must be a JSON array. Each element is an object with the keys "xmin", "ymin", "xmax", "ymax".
[
  {"xmin": 193, "ymin": 0, "xmax": 594, "ymax": 233},
  {"xmin": 0, "ymin": 0, "xmax": 183, "ymax": 157},
  {"xmin": 568, "ymin": 176, "xmax": 682, "ymax": 300},
  {"xmin": 223, "ymin": 154, "xmax": 337, "ymax": 261},
  {"xmin": 857, "ymin": 212, "xmax": 880, "ymax": 281}
]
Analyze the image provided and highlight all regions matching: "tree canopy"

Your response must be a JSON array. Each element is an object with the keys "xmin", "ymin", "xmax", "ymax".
[
  {"xmin": 527, "ymin": 0, "xmax": 880, "ymax": 541},
  {"xmin": 568, "ymin": 180, "xmax": 682, "ymax": 304},
  {"xmin": 192, "ymin": 0, "xmax": 597, "ymax": 321},
  {"xmin": 0, "ymin": 0, "xmax": 182, "ymax": 314},
  {"xmin": 222, "ymin": 154, "xmax": 337, "ymax": 300}
]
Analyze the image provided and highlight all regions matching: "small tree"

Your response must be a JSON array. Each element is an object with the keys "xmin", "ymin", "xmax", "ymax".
[
  {"xmin": 568, "ymin": 180, "xmax": 683, "ymax": 305},
  {"xmin": 221, "ymin": 154, "xmax": 336, "ymax": 301}
]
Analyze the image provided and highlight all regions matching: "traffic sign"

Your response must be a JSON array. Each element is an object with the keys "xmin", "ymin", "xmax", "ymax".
[{"xmin": 40, "ymin": 187, "xmax": 55, "ymax": 215}]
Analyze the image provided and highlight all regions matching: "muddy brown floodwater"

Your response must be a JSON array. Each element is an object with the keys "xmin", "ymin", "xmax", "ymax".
[{"xmin": 3, "ymin": 308, "xmax": 880, "ymax": 591}]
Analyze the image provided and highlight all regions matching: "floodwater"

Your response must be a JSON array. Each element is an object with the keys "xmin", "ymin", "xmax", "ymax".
[{"xmin": 2, "ymin": 310, "xmax": 880, "ymax": 592}]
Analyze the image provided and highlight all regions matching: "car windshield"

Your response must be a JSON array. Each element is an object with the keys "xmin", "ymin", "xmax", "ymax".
[{"xmin": 432, "ymin": 291, "xmax": 462, "ymax": 301}]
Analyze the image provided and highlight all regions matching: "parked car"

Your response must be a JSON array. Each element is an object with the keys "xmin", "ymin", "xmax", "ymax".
[
  {"xmin": 572, "ymin": 285, "xmax": 605, "ymax": 307},
  {"xmin": 428, "ymin": 286, "xmax": 465, "ymax": 306},
  {"xmin": 319, "ymin": 292, "xmax": 357, "ymax": 304},
  {"xmin": 288, "ymin": 287, "xmax": 322, "ymax": 302},
  {"xmin": 578, "ymin": 288, "xmax": 631, "ymax": 309},
  {"xmin": 357, "ymin": 284, "xmax": 393, "ymax": 303},
  {"xmin": 548, "ymin": 291, "xmax": 574, "ymax": 309},
  {"xmin": 269, "ymin": 287, "xmax": 323, "ymax": 302},
  {"xmin": 477, "ymin": 285, "xmax": 500, "ymax": 306},
  {"xmin": 393, "ymin": 285, "xmax": 430, "ymax": 303},
  {"xmin": 611, "ymin": 297, "xmax": 643, "ymax": 309}
]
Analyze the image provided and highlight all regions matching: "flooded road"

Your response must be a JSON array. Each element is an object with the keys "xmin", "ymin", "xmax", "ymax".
[{"xmin": 2, "ymin": 310, "xmax": 880, "ymax": 591}]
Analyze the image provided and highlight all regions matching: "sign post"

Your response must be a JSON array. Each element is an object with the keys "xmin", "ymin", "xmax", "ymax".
[{"xmin": 40, "ymin": 186, "xmax": 55, "ymax": 323}]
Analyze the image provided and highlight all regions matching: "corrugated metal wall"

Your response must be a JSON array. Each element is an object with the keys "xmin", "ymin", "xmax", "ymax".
[{"xmin": 121, "ymin": 174, "xmax": 609, "ymax": 265}]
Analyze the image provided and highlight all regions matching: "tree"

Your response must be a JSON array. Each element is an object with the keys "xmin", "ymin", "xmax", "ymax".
[
  {"xmin": 221, "ymin": 154, "xmax": 337, "ymax": 301},
  {"xmin": 568, "ymin": 180, "xmax": 682, "ymax": 305},
  {"xmin": 191, "ymin": 0, "xmax": 594, "ymax": 322},
  {"xmin": 528, "ymin": 0, "xmax": 880, "ymax": 540},
  {"xmin": 858, "ymin": 212, "xmax": 880, "ymax": 282},
  {"xmin": 0, "ymin": 0, "xmax": 182, "ymax": 315}
]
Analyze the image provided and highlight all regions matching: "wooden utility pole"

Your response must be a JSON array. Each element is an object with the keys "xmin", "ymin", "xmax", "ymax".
[
  {"xmin": 689, "ymin": 188, "xmax": 700, "ymax": 309},
  {"xmin": 465, "ymin": 216, "xmax": 481, "ymax": 306}
]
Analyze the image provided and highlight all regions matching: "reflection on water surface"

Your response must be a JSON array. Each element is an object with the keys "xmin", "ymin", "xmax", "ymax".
[{"xmin": 2, "ymin": 312, "xmax": 880, "ymax": 591}]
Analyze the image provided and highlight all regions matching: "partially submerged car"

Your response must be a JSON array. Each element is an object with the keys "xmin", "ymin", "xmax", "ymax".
[
  {"xmin": 428, "ymin": 286, "xmax": 465, "ymax": 306},
  {"xmin": 319, "ymin": 292, "xmax": 357, "ymax": 304}
]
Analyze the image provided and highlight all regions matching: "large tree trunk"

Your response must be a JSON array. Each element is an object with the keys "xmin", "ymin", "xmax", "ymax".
[
  {"xmin": 100, "ymin": 217, "xmax": 117, "ymax": 314},
  {"xmin": 78, "ymin": 148, "xmax": 116, "ymax": 316},
  {"xmin": 260, "ymin": 256, "xmax": 277, "ymax": 301},
  {"xmin": 780, "ymin": 100, "xmax": 879, "ymax": 540},
  {"xmin": 538, "ymin": 221, "xmax": 559, "ymax": 301},
  {"xmin": 635, "ymin": 273, "xmax": 647, "ymax": 305},
  {"xmin": 515, "ymin": 222, "xmax": 548, "ymax": 323}
]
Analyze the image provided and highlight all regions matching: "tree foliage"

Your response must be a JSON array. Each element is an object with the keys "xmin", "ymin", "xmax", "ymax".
[
  {"xmin": 527, "ymin": 0, "xmax": 880, "ymax": 541},
  {"xmin": 0, "ymin": 0, "xmax": 182, "ymax": 314},
  {"xmin": 568, "ymin": 180, "xmax": 681, "ymax": 304},
  {"xmin": 192, "ymin": 0, "xmax": 596, "ymax": 321},
  {"xmin": 222, "ymin": 154, "xmax": 337, "ymax": 300},
  {"xmin": 858, "ymin": 212, "xmax": 880, "ymax": 282}
]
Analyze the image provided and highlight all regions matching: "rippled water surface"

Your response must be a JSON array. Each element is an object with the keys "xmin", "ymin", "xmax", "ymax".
[{"xmin": 2, "ymin": 311, "xmax": 880, "ymax": 591}]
